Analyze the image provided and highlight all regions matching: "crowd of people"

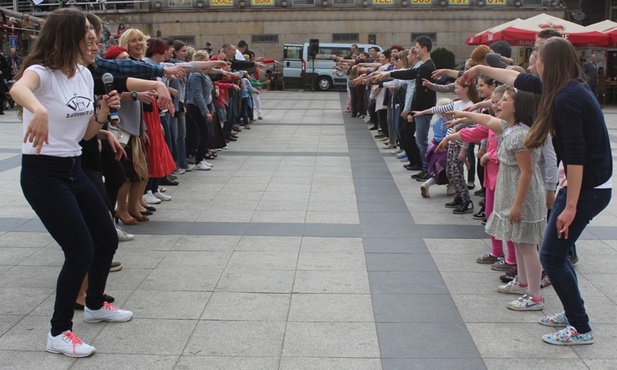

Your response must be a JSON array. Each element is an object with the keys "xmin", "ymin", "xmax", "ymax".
[
  {"xmin": 333, "ymin": 31, "xmax": 612, "ymax": 346},
  {"xmin": 11, "ymin": 7, "xmax": 280, "ymax": 357}
]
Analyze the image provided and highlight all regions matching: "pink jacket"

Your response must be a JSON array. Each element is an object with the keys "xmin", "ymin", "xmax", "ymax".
[{"xmin": 458, "ymin": 124, "xmax": 499, "ymax": 191}]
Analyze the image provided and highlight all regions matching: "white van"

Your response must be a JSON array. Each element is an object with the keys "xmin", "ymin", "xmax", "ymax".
[{"xmin": 283, "ymin": 43, "xmax": 383, "ymax": 91}]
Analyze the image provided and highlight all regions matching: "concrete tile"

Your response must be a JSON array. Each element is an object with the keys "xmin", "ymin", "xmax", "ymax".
[
  {"xmin": 94, "ymin": 319, "xmax": 197, "ymax": 355},
  {"xmin": 125, "ymin": 290, "xmax": 211, "ymax": 319},
  {"xmin": 288, "ymin": 293, "xmax": 374, "ymax": 322},
  {"xmin": 196, "ymin": 210, "xmax": 255, "ymax": 223},
  {"xmin": 70, "ymin": 354, "xmax": 179, "ymax": 369},
  {"xmin": 307, "ymin": 200, "xmax": 358, "ymax": 212},
  {"xmin": 297, "ymin": 251, "xmax": 366, "ymax": 271},
  {"xmin": 282, "ymin": 322, "xmax": 380, "ymax": 357},
  {"xmin": 158, "ymin": 250, "xmax": 233, "ymax": 269},
  {"xmin": 171, "ymin": 235, "xmax": 242, "ymax": 251},
  {"xmin": 0, "ymin": 287, "xmax": 53, "ymax": 315},
  {"xmin": 484, "ymin": 359, "xmax": 586, "ymax": 370},
  {"xmin": 0, "ymin": 266, "xmax": 59, "ymax": 289},
  {"xmin": 226, "ymin": 250, "xmax": 299, "ymax": 271},
  {"xmin": 300, "ymin": 237, "xmax": 364, "ymax": 252},
  {"xmin": 250, "ymin": 210, "xmax": 307, "ymax": 223},
  {"xmin": 0, "ymin": 232, "xmax": 54, "ymax": 248},
  {"xmin": 373, "ymin": 294, "xmax": 462, "ymax": 323},
  {"xmin": 467, "ymin": 323, "xmax": 579, "ymax": 359},
  {"xmin": 382, "ymin": 359, "xmax": 486, "ymax": 370},
  {"xmin": 175, "ymin": 356, "xmax": 279, "ymax": 370},
  {"xmin": 138, "ymin": 266, "xmax": 222, "ymax": 292},
  {"xmin": 305, "ymin": 211, "xmax": 359, "ymax": 224},
  {"xmin": 365, "ymin": 253, "xmax": 438, "ymax": 272},
  {"xmin": 216, "ymin": 269, "xmax": 295, "ymax": 293},
  {"xmin": 362, "ymin": 237, "xmax": 428, "ymax": 254},
  {"xmin": 377, "ymin": 322, "xmax": 481, "ymax": 358},
  {"xmin": 279, "ymin": 357, "xmax": 382, "ymax": 370},
  {"xmin": 368, "ymin": 271, "xmax": 450, "ymax": 295},
  {"xmin": 293, "ymin": 270, "xmax": 370, "ymax": 294},
  {"xmin": 236, "ymin": 236, "xmax": 302, "ymax": 251},
  {"xmin": 570, "ymin": 324, "xmax": 617, "ymax": 359},
  {"xmin": 0, "ymin": 247, "xmax": 38, "ymax": 266},
  {"xmin": 0, "ymin": 314, "xmax": 24, "ymax": 337},
  {"xmin": 184, "ymin": 320, "xmax": 286, "ymax": 357},
  {"xmin": 201, "ymin": 292, "xmax": 290, "ymax": 321},
  {"xmin": 0, "ymin": 350, "xmax": 75, "ymax": 369}
]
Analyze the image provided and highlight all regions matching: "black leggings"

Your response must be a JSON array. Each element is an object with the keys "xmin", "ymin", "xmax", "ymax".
[{"xmin": 21, "ymin": 155, "xmax": 118, "ymax": 336}]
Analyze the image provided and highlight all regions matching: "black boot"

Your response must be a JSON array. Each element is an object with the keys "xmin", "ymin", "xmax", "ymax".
[
  {"xmin": 445, "ymin": 197, "xmax": 463, "ymax": 208},
  {"xmin": 452, "ymin": 200, "xmax": 474, "ymax": 214}
]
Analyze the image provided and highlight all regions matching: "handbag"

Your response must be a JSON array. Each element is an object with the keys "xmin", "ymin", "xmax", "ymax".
[{"xmin": 107, "ymin": 125, "xmax": 131, "ymax": 148}]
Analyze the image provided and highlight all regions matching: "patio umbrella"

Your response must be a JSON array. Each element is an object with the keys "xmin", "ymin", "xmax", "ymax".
[
  {"xmin": 585, "ymin": 19, "xmax": 617, "ymax": 46},
  {"xmin": 465, "ymin": 18, "xmax": 523, "ymax": 45},
  {"xmin": 466, "ymin": 13, "xmax": 609, "ymax": 48}
]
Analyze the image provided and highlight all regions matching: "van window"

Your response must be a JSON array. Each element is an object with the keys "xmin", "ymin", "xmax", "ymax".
[
  {"xmin": 315, "ymin": 46, "xmax": 352, "ymax": 60},
  {"xmin": 284, "ymin": 45, "xmax": 302, "ymax": 60}
]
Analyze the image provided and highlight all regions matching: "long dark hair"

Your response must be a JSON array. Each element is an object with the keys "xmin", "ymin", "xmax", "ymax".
[
  {"xmin": 15, "ymin": 8, "xmax": 88, "ymax": 80},
  {"xmin": 524, "ymin": 37, "xmax": 582, "ymax": 148}
]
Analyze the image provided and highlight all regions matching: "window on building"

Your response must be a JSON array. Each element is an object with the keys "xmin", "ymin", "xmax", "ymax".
[
  {"xmin": 292, "ymin": 0, "xmax": 316, "ymax": 5},
  {"xmin": 168, "ymin": 0, "xmax": 193, "ymax": 7},
  {"xmin": 333, "ymin": 33, "xmax": 359, "ymax": 42},
  {"xmin": 252, "ymin": 34, "xmax": 279, "ymax": 43},
  {"xmin": 522, "ymin": 0, "xmax": 542, "ymax": 5},
  {"xmin": 332, "ymin": 0, "xmax": 356, "ymax": 5}
]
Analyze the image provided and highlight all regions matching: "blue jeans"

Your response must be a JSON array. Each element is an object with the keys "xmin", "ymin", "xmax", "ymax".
[
  {"xmin": 414, "ymin": 114, "xmax": 431, "ymax": 170},
  {"xmin": 21, "ymin": 155, "xmax": 118, "ymax": 335},
  {"xmin": 540, "ymin": 187, "xmax": 611, "ymax": 333}
]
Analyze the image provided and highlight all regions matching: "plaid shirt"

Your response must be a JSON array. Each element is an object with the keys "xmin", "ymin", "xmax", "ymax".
[{"xmin": 92, "ymin": 57, "xmax": 164, "ymax": 79}]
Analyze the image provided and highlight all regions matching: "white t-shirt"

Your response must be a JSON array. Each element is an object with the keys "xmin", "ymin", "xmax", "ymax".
[{"xmin": 22, "ymin": 64, "xmax": 94, "ymax": 157}]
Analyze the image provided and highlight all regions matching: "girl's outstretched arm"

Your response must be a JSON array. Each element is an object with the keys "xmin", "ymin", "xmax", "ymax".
[{"xmin": 449, "ymin": 110, "xmax": 503, "ymax": 134}]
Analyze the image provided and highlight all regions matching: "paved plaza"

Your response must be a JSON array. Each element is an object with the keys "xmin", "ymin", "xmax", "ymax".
[{"xmin": 0, "ymin": 91, "xmax": 617, "ymax": 369}]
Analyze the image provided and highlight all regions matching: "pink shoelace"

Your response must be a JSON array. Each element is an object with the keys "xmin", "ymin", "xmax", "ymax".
[
  {"xmin": 102, "ymin": 302, "xmax": 118, "ymax": 311},
  {"xmin": 63, "ymin": 331, "xmax": 83, "ymax": 357}
]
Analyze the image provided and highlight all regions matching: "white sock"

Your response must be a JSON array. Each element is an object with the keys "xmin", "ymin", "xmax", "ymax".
[{"xmin": 424, "ymin": 178, "xmax": 436, "ymax": 187}]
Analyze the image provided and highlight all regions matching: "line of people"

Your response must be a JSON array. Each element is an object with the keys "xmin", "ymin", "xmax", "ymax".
[
  {"xmin": 11, "ymin": 8, "xmax": 278, "ymax": 358},
  {"xmin": 335, "ymin": 32, "xmax": 612, "ymax": 346}
]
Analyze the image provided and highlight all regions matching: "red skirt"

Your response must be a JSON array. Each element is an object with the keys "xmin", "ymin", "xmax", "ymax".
[{"xmin": 142, "ymin": 102, "xmax": 176, "ymax": 178}]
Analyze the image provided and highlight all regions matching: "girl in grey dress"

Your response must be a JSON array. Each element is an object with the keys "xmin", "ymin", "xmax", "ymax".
[{"xmin": 449, "ymin": 87, "xmax": 547, "ymax": 311}]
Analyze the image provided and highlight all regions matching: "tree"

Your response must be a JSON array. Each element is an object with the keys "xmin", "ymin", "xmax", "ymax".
[{"xmin": 431, "ymin": 47, "xmax": 455, "ymax": 70}]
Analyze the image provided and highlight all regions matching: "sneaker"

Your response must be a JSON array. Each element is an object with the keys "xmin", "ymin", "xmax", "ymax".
[
  {"xmin": 507, "ymin": 294, "xmax": 544, "ymax": 311},
  {"xmin": 452, "ymin": 200, "xmax": 474, "ymax": 214},
  {"xmin": 173, "ymin": 168, "xmax": 186, "ymax": 175},
  {"xmin": 491, "ymin": 259, "xmax": 515, "ymax": 271},
  {"xmin": 143, "ymin": 190, "xmax": 162, "ymax": 204},
  {"xmin": 472, "ymin": 210, "xmax": 485, "ymax": 220},
  {"xmin": 375, "ymin": 133, "xmax": 386, "ymax": 138},
  {"xmin": 500, "ymin": 266, "xmax": 518, "ymax": 283},
  {"xmin": 420, "ymin": 183, "xmax": 430, "ymax": 198},
  {"xmin": 414, "ymin": 171, "xmax": 431, "ymax": 181},
  {"xmin": 392, "ymin": 149, "xmax": 404, "ymax": 155},
  {"xmin": 497, "ymin": 277, "xmax": 528, "ymax": 295},
  {"xmin": 445, "ymin": 197, "xmax": 463, "ymax": 208},
  {"xmin": 194, "ymin": 161, "xmax": 212, "ymax": 171},
  {"xmin": 540, "ymin": 271, "xmax": 552, "ymax": 289},
  {"xmin": 185, "ymin": 164, "xmax": 195, "ymax": 171},
  {"xmin": 568, "ymin": 254, "xmax": 579, "ymax": 265},
  {"xmin": 538, "ymin": 312, "xmax": 569, "ymax": 327},
  {"xmin": 85, "ymin": 302, "xmax": 133, "ymax": 323},
  {"xmin": 201, "ymin": 160, "xmax": 214, "ymax": 168},
  {"xmin": 109, "ymin": 261, "xmax": 123, "ymax": 272},
  {"xmin": 476, "ymin": 253, "xmax": 502, "ymax": 264},
  {"xmin": 542, "ymin": 325, "xmax": 594, "ymax": 346},
  {"xmin": 116, "ymin": 226, "xmax": 133, "ymax": 242},
  {"xmin": 46, "ymin": 330, "xmax": 95, "ymax": 358},
  {"xmin": 396, "ymin": 151, "xmax": 407, "ymax": 159},
  {"xmin": 154, "ymin": 191, "xmax": 171, "ymax": 201},
  {"xmin": 410, "ymin": 169, "xmax": 425, "ymax": 178}
]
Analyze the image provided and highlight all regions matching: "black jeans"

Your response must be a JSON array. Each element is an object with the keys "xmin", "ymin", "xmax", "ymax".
[
  {"xmin": 187, "ymin": 104, "xmax": 210, "ymax": 163},
  {"xmin": 21, "ymin": 155, "xmax": 118, "ymax": 336}
]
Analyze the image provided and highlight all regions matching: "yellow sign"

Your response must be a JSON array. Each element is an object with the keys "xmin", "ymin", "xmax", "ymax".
[
  {"xmin": 251, "ymin": 0, "xmax": 274, "ymax": 5},
  {"xmin": 449, "ymin": 0, "xmax": 469, "ymax": 4},
  {"xmin": 410, "ymin": 0, "xmax": 431, "ymax": 4},
  {"xmin": 372, "ymin": 0, "xmax": 394, "ymax": 4},
  {"xmin": 210, "ymin": 0, "xmax": 233, "ymax": 6},
  {"xmin": 486, "ymin": 0, "xmax": 506, "ymax": 4}
]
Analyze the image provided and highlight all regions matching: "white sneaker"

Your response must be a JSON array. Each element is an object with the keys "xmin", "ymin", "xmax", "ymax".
[
  {"xmin": 185, "ymin": 164, "xmax": 195, "ymax": 171},
  {"xmin": 85, "ymin": 302, "xmax": 133, "ymax": 323},
  {"xmin": 173, "ymin": 168, "xmax": 186, "ymax": 175},
  {"xmin": 154, "ymin": 191, "xmax": 171, "ymax": 201},
  {"xmin": 497, "ymin": 277, "xmax": 528, "ymax": 295},
  {"xmin": 116, "ymin": 226, "xmax": 134, "ymax": 242},
  {"xmin": 46, "ymin": 331, "xmax": 95, "ymax": 358},
  {"xmin": 194, "ymin": 161, "xmax": 211, "ymax": 171},
  {"xmin": 201, "ymin": 160, "xmax": 214, "ymax": 167},
  {"xmin": 507, "ymin": 294, "xmax": 544, "ymax": 311},
  {"xmin": 144, "ymin": 190, "xmax": 161, "ymax": 204}
]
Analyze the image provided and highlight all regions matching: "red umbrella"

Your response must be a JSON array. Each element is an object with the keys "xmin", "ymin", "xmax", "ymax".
[
  {"xmin": 467, "ymin": 13, "xmax": 609, "ymax": 48},
  {"xmin": 586, "ymin": 20, "xmax": 617, "ymax": 46}
]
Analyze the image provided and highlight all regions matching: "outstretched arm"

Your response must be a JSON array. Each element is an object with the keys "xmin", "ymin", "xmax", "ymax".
[
  {"xmin": 449, "ymin": 110, "xmax": 503, "ymax": 134},
  {"xmin": 461, "ymin": 65, "xmax": 520, "ymax": 86}
]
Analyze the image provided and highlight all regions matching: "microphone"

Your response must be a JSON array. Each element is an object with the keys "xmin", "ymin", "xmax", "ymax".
[{"xmin": 101, "ymin": 72, "xmax": 119, "ymax": 124}]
